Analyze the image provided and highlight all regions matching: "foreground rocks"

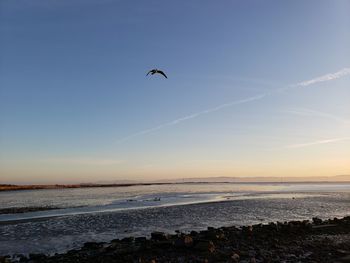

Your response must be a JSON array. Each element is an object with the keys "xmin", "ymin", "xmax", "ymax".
[{"xmin": 5, "ymin": 217, "xmax": 350, "ymax": 263}]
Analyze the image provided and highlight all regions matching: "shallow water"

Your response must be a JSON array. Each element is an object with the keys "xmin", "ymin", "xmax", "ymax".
[{"xmin": 0, "ymin": 183, "xmax": 349, "ymax": 256}]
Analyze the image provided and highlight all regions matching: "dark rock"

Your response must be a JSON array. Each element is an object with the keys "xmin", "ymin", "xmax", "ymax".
[
  {"xmin": 121, "ymin": 236, "xmax": 134, "ymax": 243},
  {"xmin": 29, "ymin": 253, "xmax": 46, "ymax": 260},
  {"xmin": 151, "ymin": 231, "xmax": 168, "ymax": 241},
  {"xmin": 154, "ymin": 240, "xmax": 173, "ymax": 248},
  {"xmin": 194, "ymin": 240, "xmax": 215, "ymax": 253},
  {"xmin": 115, "ymin": 245, "xmax": 137, "ymax": 255},
  {"xmin": 83, "ymin": 242, "xmax": 103, "ymax": 249},
  {"xmin": 231, "ymin": 253, "xmax": 240, "ymax": 263},
  {"xmin": 339, "ymin": 255, "xmax": 350, "ymax": 263},
  {"xmin": 312, "ymin": 217, "xmax": 323, "ymax": 225},
  {"xmin": 174, "ymin": 235, "xmax": 193, "ymax": 248},
  {"xmin": 135, "ymin": 237, "xmax": 147, "ymax": 243},
  {"xmin": 12, "ymin": 216, "xmax": 350, "ymax": 263},
  {"xmin": 190, "ymin": 230, "xmax": 198, "ymax": 236}
]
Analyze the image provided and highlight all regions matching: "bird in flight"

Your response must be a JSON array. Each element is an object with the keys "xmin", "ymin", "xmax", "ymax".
[{"xmin": 146, "ymin": 69, "xmax": 168, "ymax": 79}]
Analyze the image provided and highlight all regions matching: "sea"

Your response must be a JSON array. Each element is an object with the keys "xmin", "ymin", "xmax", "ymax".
[{"xmin": 0, "ymin": 182, "xmax": 349, "ymax": 256}]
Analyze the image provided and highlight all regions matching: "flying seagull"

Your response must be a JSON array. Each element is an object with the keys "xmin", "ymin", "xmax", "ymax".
[{"xmin": 146, "ymin": 69, "xmax": 168, "ymax": 79}]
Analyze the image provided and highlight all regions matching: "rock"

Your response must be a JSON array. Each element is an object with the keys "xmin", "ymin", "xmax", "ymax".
[
  {"xmin": 121, "ymin": 237, "xmax": 134, "ymax": 243},
  {"xmin": 151, "ymin": 231, "xmax": 168, "ymax": 241},
  {"xmin": 15, "ymin": 254, "xmax": 27, "ymax": 262},
  {"xmin": 183, "ymin": 236, "xmax": 193, "ymax": 247},
  {"xmin": 115, "ymin": 245, "xmax": 137, "ymax": 255},
  {"xmin": 29, "ymin": 253, "xmax": 46, "ymax": 260},
  {"xmin": 135, "ymin": 237, "xmax": 147, "ymax": 243},
  {"xmin": 231, "ymin": 253, "xmax": 240, "ymax": 262},
  {"xmin": 154, "ymin": 240, "xmax": 173, "ymax": 248},
  {"xmin": 83, "ymin": 242, "xmax": 103, "ymax": 249},
  {"xmin": 190, "ymin": 230, "xmax": 198, "ymax": 236},
  {"xmin": 312, "ymin": 217, "xmax": 323, "ymax": 225},
  {"xmin": 194, "ymin": 240, "xmax": 215, "ymax": 253},
  {"xmin": 339, "ymin": 255, "xmax": 350, "ymax": 263},
  {"xmin": 174, "ymin": 235, "xmax": 193, "ymax": 248}
]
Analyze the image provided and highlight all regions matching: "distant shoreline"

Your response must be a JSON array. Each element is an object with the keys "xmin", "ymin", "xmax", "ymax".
[{"xmin": 1, "ymin": 180, "xmax": 350, "ymax": 192}]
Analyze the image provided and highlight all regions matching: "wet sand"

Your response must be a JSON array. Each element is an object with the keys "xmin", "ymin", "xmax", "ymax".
[{"xmin": 0, "ymin": 207, "xmax": 61, "ymax": 215}]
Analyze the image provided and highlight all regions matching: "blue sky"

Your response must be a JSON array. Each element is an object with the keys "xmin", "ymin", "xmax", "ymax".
[{"xmin": 1, "ymin": 0, "xmax": 350, "ymax": 183}]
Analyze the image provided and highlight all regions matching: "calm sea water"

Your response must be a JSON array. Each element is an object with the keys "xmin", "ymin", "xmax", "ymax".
[{"xmin": 0, "ymin": 182, "xmax": 349, "ymax": 256}]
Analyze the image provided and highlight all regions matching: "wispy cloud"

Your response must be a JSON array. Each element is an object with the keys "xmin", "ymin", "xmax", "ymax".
[
  {"xmin": 286, "ymin": 137, "xmax": 350, "ymax": 149},
  {"xmin": 116, "ymin": 94, "xmax": 266, "ymax": 143},
  {"xmin": 283, "ymin": 107, "xmax": 350, "ymax": 124},
  {"xmin": 117, "ymin": 68, "xmax": 350, "ymax": 143},
  {"xmin": 295, "ymin": 68, "xmax": 350, "ymax": 87},
  {"xmin": 41, "ymin": 158, "xmax": 125, "ymax": 166}
]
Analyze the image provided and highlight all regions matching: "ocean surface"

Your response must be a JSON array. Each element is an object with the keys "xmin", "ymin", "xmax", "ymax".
[{"xmin": 0, "ymin": 182, "xmax": 349, "ymax": 256}]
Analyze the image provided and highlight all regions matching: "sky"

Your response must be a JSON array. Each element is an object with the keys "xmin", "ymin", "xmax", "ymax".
[{"xmin": 0, "ymin": 0, "xmax": 350, "ymax": 184}]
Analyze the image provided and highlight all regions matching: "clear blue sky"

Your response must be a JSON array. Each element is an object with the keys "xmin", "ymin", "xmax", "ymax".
[{"xmin": 1, "ymin": 0, "xmax": 349, "ymax": 183}]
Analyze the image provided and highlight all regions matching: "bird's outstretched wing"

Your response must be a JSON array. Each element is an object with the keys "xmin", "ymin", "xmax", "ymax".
[
  {"xmin": 157, "ymin": 70, "xmax": 168, "ymax": 78},
  {"xmin": 146, "ymin": 70, "xmax": 154, "ymax": 76}
]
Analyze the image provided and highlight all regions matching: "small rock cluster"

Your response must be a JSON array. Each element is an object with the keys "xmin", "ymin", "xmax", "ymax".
[{"xmin": 2, "ymin": 216, "xmax": 350, "ymax": 263}]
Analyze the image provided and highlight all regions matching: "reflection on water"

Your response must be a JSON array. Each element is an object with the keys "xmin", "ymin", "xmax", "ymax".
[
  {"xmin": 0, "ymin": 183, "xmax": 285, "ymax": 209},
  {"xmin": 0, "ymin": 183, "xmax": 349, "ymax": 222}
]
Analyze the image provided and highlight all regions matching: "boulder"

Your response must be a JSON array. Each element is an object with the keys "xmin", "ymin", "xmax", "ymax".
[
  {"xmin": 194, "ymin": 240, "xmax": 215, "ymax": 253},
  {"xmin": 174, "ymin": 235, "xmax": 193, "ymax": 248},
  {"xmin": 151, "ymin": 231, "xmax": 168, "ymax": 241}
]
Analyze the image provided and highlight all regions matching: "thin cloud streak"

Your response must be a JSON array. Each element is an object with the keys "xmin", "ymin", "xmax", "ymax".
[
  {"xmin": 296, "ymin": 68, "xmax": 350, "ymax": 87},
  {"xmin": 117, "ymin": 68, "xmax": 350, "ymax": 143},
  {"xmin": 117, "ymin": 94, "xmax": 266, "ymax": 143},
  {"xmin": 286, "ymin": 137, "xmax": 350, "ymax": 149},
  {"xmin": 40, "ymin": 158, "xmax": 125, "ymax": 166},
  {"xmin": 283, "ymin": 107, "xmax": 350, "ymax": 124}
]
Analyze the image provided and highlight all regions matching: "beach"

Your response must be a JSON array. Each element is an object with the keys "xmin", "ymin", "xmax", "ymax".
[
  {"xmin": 0, "ymin": 183, "xmax": 349, "ymax": 262},
  {"xmin": 2, "ymin": 216, "xmax": 349, "ymax": 263}
]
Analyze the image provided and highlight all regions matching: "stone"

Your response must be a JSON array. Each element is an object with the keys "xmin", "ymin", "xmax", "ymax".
[
  {"xmin": 135, "ymin": 237, "xmax": 147, "ymax": 243},
  {"xmin": 121, "ymin": 236, "xmax": 134, "ymax": 243},
  {"xmin": 151, "ymin": 231, "xmax": 168, "ymax": 241},
  {"xmin": 231, "ymin": 253, "xmax": 240, "ymax": 262},
  {"xmin": 28, "ymin": 253, "xmax": 46, "ymax": 260},
  {"xmin": 174, "ymin": 235, "xmax": 193, "ymax": 248},
  {"xmin": 194, "ymin": 240, "xmax": 215, "ymax": 253},
  {"xmin": 312, "ymin": 217, "xmax": 322, "ymax": 225},
  {"xmin": 339, "ymin": 255, "xmax": 350, "ymax": 263},
  {"xmin": 83, "ymin": 242, "xmax": 103, "ymax": 249}
]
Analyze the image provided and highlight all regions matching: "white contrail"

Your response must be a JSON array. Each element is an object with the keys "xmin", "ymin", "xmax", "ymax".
[
  {"xmin": 116, "ymin": 94, "xmax": 266, "ymax": 143},
  {"xmin": 286, "ymin": 137, "xmax": 350, "ymax": 149},
  {"xmin": 117, "ymin": 68, "xmax": 350, "ymax": 143},
  {"xmin": 295, "ymin": 68, "xmax": 350, "ymax": 87},
  {"xmin": 283, "ymin": 107, "xmax": 350, "ymax": 124}
]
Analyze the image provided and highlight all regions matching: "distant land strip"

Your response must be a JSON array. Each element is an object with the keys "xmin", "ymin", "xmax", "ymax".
[
  {"xmin": 1, "ymin": 176, "xmax": 349, "ymax": 192},
  {"xmin": 0, "ymin": 183, "xmax": 172, "ymax": 192}
]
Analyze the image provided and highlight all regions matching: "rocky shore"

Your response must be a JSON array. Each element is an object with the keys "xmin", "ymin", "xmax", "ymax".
[{"xmin": 1, "ymin": 216, "xmax": 349, "ymax": 263}]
